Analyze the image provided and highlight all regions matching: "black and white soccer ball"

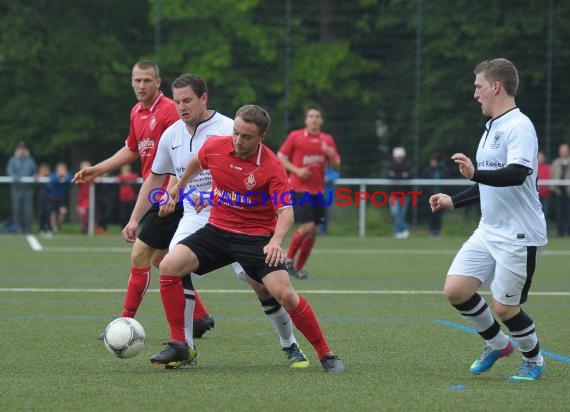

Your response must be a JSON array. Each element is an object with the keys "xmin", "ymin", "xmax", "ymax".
[{"xmin": 103, "ymin": 317, "xmax": 146, "ymax": 359}]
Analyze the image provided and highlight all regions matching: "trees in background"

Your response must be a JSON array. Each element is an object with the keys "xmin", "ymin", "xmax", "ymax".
[{"xmin": 1, "ymin": 0, "xmax": 569, "ymax": 177}]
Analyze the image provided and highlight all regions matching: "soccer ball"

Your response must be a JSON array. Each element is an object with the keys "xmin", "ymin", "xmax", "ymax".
[{"xmin": 103, "ymin": 317, "xmax": 146, "ymax": 359}]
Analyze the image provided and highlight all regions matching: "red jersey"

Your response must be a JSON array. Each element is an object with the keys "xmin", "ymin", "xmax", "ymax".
[
  {"xmin": 76, "ymin": 183, "xmax": 91, "ymax": 208},
  {"xmin": 125, "ymin": 92, "xmax": 179, "ymax": 180},
  {"xmin": 197, "ymin": 136, "xmax": 292, "ymax": 236},
  {"xmin": 537, "ymin": 162, "xmax": 551, "ymax": 199},
  {"xmin": 278, "ymin": 128, "xmax": 340, "ymax": 194},
  {"xmin": 117, "ymin": 172, "xmax": 140, "ymax": 202}
]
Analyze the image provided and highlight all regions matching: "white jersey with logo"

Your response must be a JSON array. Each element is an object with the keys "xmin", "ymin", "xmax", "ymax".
[
  {"xmin": 475, "ymin": 107, "xmax": 547, "ymax": 245},
  {"xmin": 152, "ymin": 111, "xmax": 234, "ymax": 215}
]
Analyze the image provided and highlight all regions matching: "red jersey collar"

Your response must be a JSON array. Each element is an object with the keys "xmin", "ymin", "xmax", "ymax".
[
  {"xmin": 303, "ymin": 128, "xmax": 323, "ymax": 138},
  {"xmin": 135, "ymin": 91, "xmax": 164, "ymax": 113}
]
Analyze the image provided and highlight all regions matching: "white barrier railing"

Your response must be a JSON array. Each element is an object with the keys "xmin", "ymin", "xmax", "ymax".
[
  {"xmin": 334, "ymin": 178, "xmax": 569, "ymax": 237},
  {"xmin": 1, "ymin": 176, "xmax": 568, "ymax": 237}
]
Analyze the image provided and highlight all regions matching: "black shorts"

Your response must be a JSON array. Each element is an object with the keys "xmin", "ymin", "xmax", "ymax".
[
  {"xmin": 292, "ymin": 192, "xmax": 325, "ymax": 224},
  {"xmin": 137, "ymin": 205, "xmax": 183, "ymax": 250},
  {"xmin": 178, "ymin": 223, "xmax": 286, "ymax": 282}
]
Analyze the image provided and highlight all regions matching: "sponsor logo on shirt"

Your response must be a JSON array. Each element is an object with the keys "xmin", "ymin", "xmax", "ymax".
[
  {"xmin": 490, "ymin": 131, "xmax": 503, "ymax": 149},
  {"xmin": 244, "ymin": 173, "xmax": 256, "ymax": 190},
  {"xmin": 138, "ymin": 138, "xmax": 155, "ymax": 156},
  {"xmin": 302, "ymin": 154, "xmax": 325, "ymax": 166},
  {"xmin": 477, "ymin": 160, "xmax": 506, "ymax": 169}
]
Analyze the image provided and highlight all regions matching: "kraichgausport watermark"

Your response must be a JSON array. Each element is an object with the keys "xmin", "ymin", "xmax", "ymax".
[{"xmin": 148, "ymin": 187, "xmax": 423, "ymax": 207}]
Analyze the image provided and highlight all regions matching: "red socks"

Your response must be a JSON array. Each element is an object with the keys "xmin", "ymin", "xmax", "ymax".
[
  {"xmin": 287, "ymin": 296, "xmax": 330, "ymax": 359},
  {"xmin": 121, "ymin": 266, "xmax": 151, "ymax": 318},
  {"xmin": 193, "ymin": 289, "xmax": 208, "ymax": 320},
  {"xmin": 159, "ymin": 275, "xmax": 186, "ymax": 343},
  {"xmin": 296, "ymin": 235, "xmax": 316, "ymax": 270},
  {"xmin": 287, "ymin": 230, "xmax": 305, "ymax": 261}
]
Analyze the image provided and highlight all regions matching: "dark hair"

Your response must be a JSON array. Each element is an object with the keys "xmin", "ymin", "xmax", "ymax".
[
  {"xmin": 474, "ymin": 58, "xmax": 519, "ymax": 97},
  {"xmin": 305, "ymin": 104, "xmax": 324, "ymax": 118},
  {"xmin": 133, "ymin": 60, "xmax": 160, "ymax": 76},
  {"xmin": 235, "ymin": 105, "xmax": 271, "ymax": 134},
  {"xmin": 171, "ymin": 74, "xmax": 208, "ymax": 98}
]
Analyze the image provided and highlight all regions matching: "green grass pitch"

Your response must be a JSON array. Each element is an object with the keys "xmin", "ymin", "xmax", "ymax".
[{"xmin": 0, "ymin": 233, "xmax": 569, "ymax": 411}]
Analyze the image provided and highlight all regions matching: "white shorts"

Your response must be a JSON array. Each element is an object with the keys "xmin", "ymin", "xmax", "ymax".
[
  {"xmin": 169, "ymin": 212, "xmax": 247, "ymax": 282},
  {"xmin": 447, "ymin": 229, "xmax": 541, "ymax": 305}
]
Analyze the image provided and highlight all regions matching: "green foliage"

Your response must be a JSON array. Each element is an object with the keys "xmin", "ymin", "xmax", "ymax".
[{"xmin": 2, "ymin": 0, "xmax": 570, "ymax": 172}]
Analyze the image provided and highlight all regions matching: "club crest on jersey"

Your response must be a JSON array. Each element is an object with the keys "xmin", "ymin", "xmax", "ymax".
[
  {"xmin": 490, "ymin": 131, "xmax": 503, "ymax": 149},
  {"xmin": 244, "ymin": 173, "xmax": 256, "ymax": 190},
  {"xmin": 150, "ymin": 116, "xmax": 157, "ymax": 131}
]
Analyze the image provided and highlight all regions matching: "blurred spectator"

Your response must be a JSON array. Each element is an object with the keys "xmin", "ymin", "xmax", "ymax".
[
  {"xmin": 36, "ymin": 163, "xmax": 53, "ymax": 237},
  {"xmin": 537, "ymin": 150, "xmax": 551, "ymax": 223},
  {"xmin": 319, "ymin": 165, "xmax": 340, "ymax": 235},
  {"xmin": 385, "ymin": 147, "xmax": 412, "ymax": 238},
  {"xmin": 421, "ymin": 153, "xmax": 448, "ymax": 237},
  {"xmin": 6, "ymin": 141, "xmax": 37, "ymax": 233},
  {"xmin": 95, "ymin": 173, "xmax": 115, "ymax": 235},
  {"xmin": 49, "ymin": 162, "xmax": 72, "ymax": 233},
  {"xmin": 551, "ymin": 143, "xmax": 570, "ymax": 236},
  {"xmin": 75, "ymin": 160, "xmax": 92, "ymax": 234},
  {"xmin": 116, "ymin": 164, "xmax": 140, "ymax": 228}
]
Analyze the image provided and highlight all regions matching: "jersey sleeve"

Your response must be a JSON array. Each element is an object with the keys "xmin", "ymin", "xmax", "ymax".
[
  {"xmin": 197, "ymin": 137, "xmax": 214, "ymax": 170},
  {"xmin": 506, "ymin": 123, "xmax": 536, "ymax": 170},
  {"xmin": 151, "ymin": 129, "xmax": 175, "ymax": 175},
  {"xmin": 163, "ymin": 103, "xmax": 181, "ymax": 129},
  {"xmin": 277, "ymin": 133, "xmax": 295, "ymax": 158},
  {"xmin": 324, "ymin": 133, "xmax": 341, "ymax": 162},
  {"xmin": 269, "ymin": 158, "xmax": 293, "ymax": 210},
  {"xmin": 125, "ymin": 113, "xmax": 139, "ymax": 152}
]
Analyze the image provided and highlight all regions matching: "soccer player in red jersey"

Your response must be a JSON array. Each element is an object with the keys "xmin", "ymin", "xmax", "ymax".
[
  {"xmin": 72, "ymin": 60, "xmax": 214, "ymax": 338},
  {"xmin": 150, "ymin": 105, "xmax": 345, "ymax": 373},
  {"xmin": 277, "ymin": 105, "xmax": 341, "ymax": 279}
]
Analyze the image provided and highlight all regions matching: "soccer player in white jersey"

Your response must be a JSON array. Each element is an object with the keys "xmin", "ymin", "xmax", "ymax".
[
  {"xmin": 429, "ymin": 58, "xmax": 547, "ymax": 381},
  {"xmin": 123, "ymin": 74, "xmax": 308, "ymax": 368}
]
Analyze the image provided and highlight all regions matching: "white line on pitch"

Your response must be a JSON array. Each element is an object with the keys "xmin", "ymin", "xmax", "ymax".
[
  {"xmin": 0, "ymin": 288, "xmax": 569, "ymax": 296},
  {"xmin": 34, "ymin": 246, "xmax": 570, "ymax": 256},
  {"xmin": 26, "ymin": 235, "xmax": 43, "ymax": 251}
]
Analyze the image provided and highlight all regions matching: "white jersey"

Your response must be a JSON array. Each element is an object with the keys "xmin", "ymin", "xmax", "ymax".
[
  {"xmin": 152, "ymin": 111, "xmax": 234, "ymax": 215},
  {"xmin": 476, "ymin": 108, "xmax": 547, "ymax": 246}
]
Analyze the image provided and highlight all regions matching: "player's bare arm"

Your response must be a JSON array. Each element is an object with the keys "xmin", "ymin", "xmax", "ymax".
[
  {"xmin": 169, "ymin": 156, "xmax": 202, "ymax": 203},
  {"xmin": 264, "ymin": 206, "xmax": 294, "ymax": 267},
  {"xmin": 122, "ymin": 173, "xmax": 167, "ymax": 243},
  {"xmin": 451, "ymin": 152, "xmax": 475, "ymax": 180},
  {"xmin": 73, "ymin": 147, "xmax": 138, "ymax": 184},
  {"xmin": 322, "ymin": 143, "xmax": 341, "ymax": 170},
  {"xmin": 157, "ymin": 175, "xmax": 178, "ymax": 218},
  {"xmin": 277, "ymin": 153, "xmax": 311, "ymax": 180}
]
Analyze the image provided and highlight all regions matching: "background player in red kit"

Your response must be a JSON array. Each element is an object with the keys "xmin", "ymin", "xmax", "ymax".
[
  {"xmin": 278, "ymin": 105, "xmax": 341, "ymax": 279},
  {"xmin": 73, "ymin": 60, "xmax": 214, "ymax": 338},
  {"xmin": 151, "ymin": 104, "xmax": 345, "ymax": 373}
]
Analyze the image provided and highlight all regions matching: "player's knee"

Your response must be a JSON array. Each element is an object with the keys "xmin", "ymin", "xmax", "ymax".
[
  {"xmin": 492, "ymin": 301, "xmax": 518, "ymax": 321},
  {"xmin": 272, "ymin": 287, "xmax": 298, "ymax": 309},
  {"xmin": 443, "ymin": 282, "xmax": 466, "ymax": 305}
]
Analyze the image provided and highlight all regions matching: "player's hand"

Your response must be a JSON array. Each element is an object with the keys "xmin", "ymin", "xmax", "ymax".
[
  {"xmin": 158, "ymin": 192, "xmax": 176, "ymax": 217},
  {"xmin": 122, "ymin": 220, "xmax": 139, "ymax": 243},
  {"xmin": 72, "ymin": 167, "xmax": 97, "ymax": 184},
  {"xmin": 451, "ymin": 153, "xmax": 475, "ymax": 180},
  {"xmin": 296, "ymin": 167, "xmax": 311, "ymax": 180},
  {"xmin": 263, "ymin": 241, "xmax": 286, "ymax": 267},
  {"xmin": 322, "ymin": 142, "xmax": 336, "ymax": 158},
  {"xmin": 192, "ymin": 192, "xmax": 210, "ymax": 214},
  {"xmin": 429, "ymin": 193, "xmax": 454, "ymax": 212},
  {"xmin": 169, "ymin": 184, "xmax": 181, "ymax": 204}
]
